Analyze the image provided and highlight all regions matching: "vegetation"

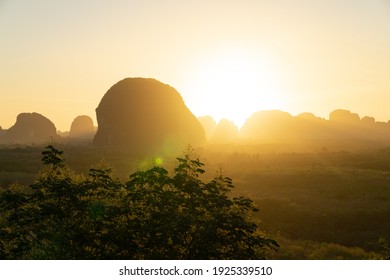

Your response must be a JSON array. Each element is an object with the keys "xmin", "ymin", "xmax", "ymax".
[
  {"xmin": 0, "ymin": 145, "xmax": 277, "ymax": 259},
  {"xmin": 206, "ymin": 148, "xmax": 390, "ymax": 257},
  {"xmin": 268, "ymin": 235, "xmax": 380, "ymax": 260},
  {"xmin": 1, "ymin": 143, "xmax": 390, "ymax": 259}
]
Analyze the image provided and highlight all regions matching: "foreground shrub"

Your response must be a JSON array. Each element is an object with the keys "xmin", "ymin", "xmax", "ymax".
[{"xmin": 0, "ymin": 145, "xmax": 277, "ymax": 259}]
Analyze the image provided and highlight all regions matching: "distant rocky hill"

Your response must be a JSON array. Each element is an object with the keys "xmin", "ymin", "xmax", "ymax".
[
  {"xmin": 241, "ymin": 110, "xmax": 294, "ymax": 141},
  {"xmin": 69, "ymin": 115, "xmax": 95, "ymax": 139},
  {"xmin": 240, "ymin": 109, "xmax": 390, "ymax": 149},
  {"xmin": 93, "ymin": 78, "xmax": 205, "ymax": 154},
  {"xmin": 211, "ymin": 119, "xmax": 240, "ymax": 144},
  {"xmin": 198, "ymin": 116, "xmax": 217, "ymax": 140},
  {"xmin": 0, "ymin": 112, "xmax": 57, "ymax": 145}
]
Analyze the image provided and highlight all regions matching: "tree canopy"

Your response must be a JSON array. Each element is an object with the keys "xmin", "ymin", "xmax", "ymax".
[{"xmin": 0, "ymin": 145, "xmax": 278, "ymax": 259}]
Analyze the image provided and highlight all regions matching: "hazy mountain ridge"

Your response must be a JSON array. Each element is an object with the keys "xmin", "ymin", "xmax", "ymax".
[
  {"xmin": 200, "ymin": 109, "xmax": 390, "ymax": 149},
  {"xmin": 1, "ymin": 78, "xmax": 390, "ymax": 151}
]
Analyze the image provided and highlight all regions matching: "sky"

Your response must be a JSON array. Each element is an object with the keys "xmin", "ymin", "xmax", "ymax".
[{"xmin": 1, "ymin": 0, "xmax": 390, "ymax": 131}]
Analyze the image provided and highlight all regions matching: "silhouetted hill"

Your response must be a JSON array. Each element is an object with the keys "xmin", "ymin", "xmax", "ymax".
[
  {"xmin": 361, "ymin": 116, "xmax": 375, "ymax": 125},
  {"xmin": 69, "ymin": 115, "xmax": 95, "ymax": 139},
  {"xmin": 198, "ymin": 116, "xmax": 217, "ymax": 140},
  {"xmin": 0, "ymin": 112, "xmax": 57, "ymax": 145},
  {"xmin": 93, "ymin": 78, "xmax": 205, "ymax": 154},
  {"xmin": 329, "ymin": 109, "xmax": 360, "ymax": 124},
  {"xmin": 241, "ymin": 110, "xmax": 294, "ymax": 141},
  {"xmin": 240, "ymin": 109, "xmax": 390, "ymax": 149},
  {"xmin": 211, "ymin": 119, "xmax": 239, "ymax": 144}
]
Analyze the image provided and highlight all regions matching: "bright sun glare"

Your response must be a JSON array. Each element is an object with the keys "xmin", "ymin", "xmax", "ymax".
[{"xmin": 188, "ymin": 47, "xmax": 285, "ymax": 128}]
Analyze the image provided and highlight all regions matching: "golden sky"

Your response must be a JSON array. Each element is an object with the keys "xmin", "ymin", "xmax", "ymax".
[{"xmin": 1, "ymin": 0, "xmax": 390, "ymax": 131}]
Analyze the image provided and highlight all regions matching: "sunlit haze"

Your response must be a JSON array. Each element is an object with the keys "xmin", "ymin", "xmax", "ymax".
[
  {"xmin": 1, "ymin": 0, "xmax": 390, "ymax": 131},
  {"xmin": 188, "ymin": 45, "xmax": 286, "ymax": 128}
]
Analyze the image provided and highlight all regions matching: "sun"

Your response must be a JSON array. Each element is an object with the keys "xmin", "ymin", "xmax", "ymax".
[{"xmin": 186, "ymin": 47, "xmax": 285, "ymax": 128}]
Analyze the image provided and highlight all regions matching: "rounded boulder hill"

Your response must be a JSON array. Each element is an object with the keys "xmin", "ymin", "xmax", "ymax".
[
  {"xmin": 1, "ymin": 112, "xmax": 57, "ymax": 144},
  {"xmin": 93, "ymin": 78, "xmax": 205, "ymax": 154},
  {"xmin": 69, "ymin": 115, "xmax": 95, "ymax": 139}
]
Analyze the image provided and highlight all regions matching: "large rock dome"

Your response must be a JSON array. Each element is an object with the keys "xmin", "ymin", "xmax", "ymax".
[
  {"xmin": 1, "ymin": 112, "xmax": 57, "ymax": 144},
  {"xmin": 93, "ymin": 78, "xmax": 205, "ymax": 154},
  {"xmin": 69, "ymin": 115, "xmax": 95, "ymax": 139}
]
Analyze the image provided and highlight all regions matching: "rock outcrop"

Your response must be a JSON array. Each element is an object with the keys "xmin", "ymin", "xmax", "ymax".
[
  {"xmin": 211, "ymin": 119, "xmax": 239, "ymax": 144},
  {"xmin": 0, "ymin": 112, "xmax": 57, "ymax": 145},
  {"xmin": 93, "ymin": 78, "xmax": 205, "ymax": 154},
  {"xmin": 69, "ymin": 115, "xmax": 95, "ymax": 139},
  {"xmin": 240, "ymin": 110, "xmax": 294, "ymax": 141},
  {"xmin": 329, "ymin": 109, "xmax": 360, "ymax": 124},
  {"xmin": 198, "ymin": 116, "xmax": 217, "ymax": 140}
]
